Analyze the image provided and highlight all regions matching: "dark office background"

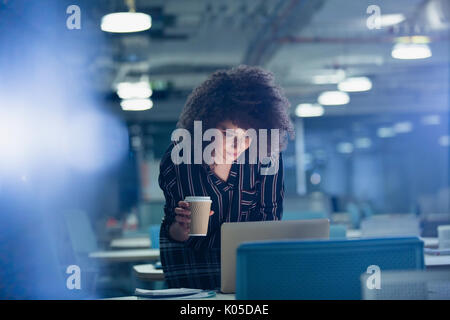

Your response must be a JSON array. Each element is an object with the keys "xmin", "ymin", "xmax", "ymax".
[{"xmin": 0, "ymin": 0, "xmax": 449, "ymax": 298}]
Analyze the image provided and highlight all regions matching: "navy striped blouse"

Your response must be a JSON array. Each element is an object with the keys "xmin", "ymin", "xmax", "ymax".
[{"xmin": 158, "ymin": 142, "xmax": 284, "ymax": 290}]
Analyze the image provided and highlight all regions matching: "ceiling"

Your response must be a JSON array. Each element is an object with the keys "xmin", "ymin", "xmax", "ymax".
[{"xmin": 72, "ymin": 0, "xmax": 450, "ymax": 121}]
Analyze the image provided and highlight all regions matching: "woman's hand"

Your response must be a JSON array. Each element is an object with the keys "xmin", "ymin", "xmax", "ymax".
[{"xmin": 169, "ymin": 200, "xmax": 214, "ymax": 242}]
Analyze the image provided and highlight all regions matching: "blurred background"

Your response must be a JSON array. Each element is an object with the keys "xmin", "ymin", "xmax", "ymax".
[{"xmin": 0, "ymin": 0, "xmax": 448, "ymax": 299}]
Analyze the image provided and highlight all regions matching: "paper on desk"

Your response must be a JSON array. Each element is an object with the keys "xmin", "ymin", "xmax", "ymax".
[
  {"xmin": 135, "ymin": 288, "xmax": 203, "ymax": 298},
  {"xmin": 136, "ymin": 291, "xmax": 216, "ymax": 300},
  {"xmin": 424, "ymin": 248, "xmax": 450, "ymax": 256},
  {"xmin": 169, "ymin": 291, "xmax": 216, "ymax": 299}
]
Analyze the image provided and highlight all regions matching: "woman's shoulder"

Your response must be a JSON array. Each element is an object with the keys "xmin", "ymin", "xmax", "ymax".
[
  {"xmin": 161, "ymin": 141, "xmax": 176, "ymax": 160},
  {"xmin": 160, "ymin": 141, "xmax": 194, "ymax": 173},
  {"xmin": 159, "ymin": 142, "xmax": 177, "ymax": 172}
]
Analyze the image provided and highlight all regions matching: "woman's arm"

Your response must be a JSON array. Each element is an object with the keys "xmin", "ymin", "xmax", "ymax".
[
  {"xmin": 256, "ymin": 153, "xmax": 284, "ymax": 221},
  {"xmin": 158, "ymin": 146, "xmax": 188, "ymax": 242},
  {"xmin": 158, "ymin": 145, "xmax": 214, "ymax": 242}
]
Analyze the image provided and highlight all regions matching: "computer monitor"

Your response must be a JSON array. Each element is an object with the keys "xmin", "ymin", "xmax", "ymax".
[{"xmin": 220, "ymin": 219, "xmax": 329, "ymax": 293}]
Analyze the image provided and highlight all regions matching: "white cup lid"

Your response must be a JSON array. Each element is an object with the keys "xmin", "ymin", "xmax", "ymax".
[{"xmin": 185, "ymin": 196, "xmax": 211, "ymax": 202}]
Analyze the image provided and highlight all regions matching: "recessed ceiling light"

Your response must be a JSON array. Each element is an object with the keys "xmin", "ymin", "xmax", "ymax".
[
  {"xmin": 392, "ymin": 43, "xmax": 432, "ymax": 60},
  {"xmin": 355, "ymin": 137, "xmax": 372, "ymax": 149},
  {"xmin": 421, "ymin": 115, "xmax": 440, "ymax": 126},
  {"xmin": 117, "ymin": 81, "xmax": 152, "ymax": 99},
  {"xmin": 318, "ymin": 91, "xmax": 350, "ymax": 105},
  {"xmin": 439, "ymin": 136, "xmax": 450, "ymax": 147},
  {"xmin": 377, "ymin": 127, "xmax": 396, "ymax": 138},
  {"xmin": 295, "ymin": 104, "xmax": 324, "ymax": 117},
  {"xmin": 379, "ymin": 14, "xmax": 405, "ymax": 27},
  {"xmin": 396, "ymin": 36, "xmax": 431, "ymax": 44},
  {"xmin": 312, "ymin": 70, "xmax": 346, "ymax": 84},
  {"xmin": 101, "ymin": 12, "xmax": 151, "ymax": 33},
  {"xmin": 120, "ymin": 98, "xmax": 153, "ymax": 111},
  {"xmin": 338, "ymin": 77, "xmax": 372, "ymax": 92},
  {"xmin": 393, "ymin": 121, "xmax": 413, "ymax": 133},
  {"xmin": 337, "ymin": 142, "xmax": 354, "ymax": 154}
]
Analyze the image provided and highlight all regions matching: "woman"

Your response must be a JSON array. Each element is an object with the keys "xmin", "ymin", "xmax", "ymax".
[{"xmin": 158, "ymin": 65, "xmax": 294, "ymax": 290}]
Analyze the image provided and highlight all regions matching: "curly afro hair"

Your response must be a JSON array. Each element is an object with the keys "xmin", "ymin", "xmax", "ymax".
[{"xmin": 177, "ymin": 65, "xmax": 294, "ymax": 150}]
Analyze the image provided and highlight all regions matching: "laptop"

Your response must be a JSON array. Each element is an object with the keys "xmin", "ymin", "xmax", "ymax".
[{"xmin": 220, "ymin": 219, "xmax": 330, "ymax": 293}]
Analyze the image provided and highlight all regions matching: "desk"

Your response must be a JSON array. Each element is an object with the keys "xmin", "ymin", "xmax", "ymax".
[
  {"xmin": 89, "ymin": 249, "xmax": 160, "ymax": 262},
  {"xmin": 110, "ymin": 237, "xmax": 151, "ymax": 249},
  {"xmin": 346, "ymin": 230, "xmax": 439, "ymax": 248},
  {"xmin": 133, "ymin": 264, "xmax": 165, "ymax": 281},
  {"xmin": 425, "ymin": 254, "xmax": 450, "ymax": 270}
]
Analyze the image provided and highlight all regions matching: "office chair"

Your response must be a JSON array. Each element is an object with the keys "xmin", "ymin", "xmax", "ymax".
[
  {"xmin": 282, "ymin": 211, "xmax": 327, "ymax": 221},
  {"xmin": 362, "ymin": 270, "xmax": 450, "ymax": 300},
  {"xmin": 361, "ymin": 214, "xmax": 421, "ymax": 237},
  {"xmin": 329, "ymin": 224, "xmax": 347, "ymax": 239},
  {"xmin": 63, "ymin": 210, "xmax": 158, "ymax": 297},
  {"xmin": 236, "ymin": 237, "xmax": 424, "ymax": 299}
]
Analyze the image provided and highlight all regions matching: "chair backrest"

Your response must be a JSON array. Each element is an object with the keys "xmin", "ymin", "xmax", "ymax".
[
  {"xmin": 236, "ymin": 237, "xmax": 424, "ymax": 300},
  {"xmin": 149, "ymin": 224, "xmax": 161, "ymax": 249},
  {"xmin": 360, "ymin": 202, "xmax": 374, "ymax": 219},
  {"xmin": 361, "ymin": 214, "xmax": 421, "ymax": 237},
  {"xmin": 282, "ymin": 211, "xmax": 327, "ymax": 221},
  {"xmin": 361, "ymin": 270, "xmax": 450, "ymax": 300},
  {"xmin": 63, "ymin": 210, "xmax": 98, "ymax": 255},
  {"xmin": 329, "ymin": 224, "xmax": 347, "ymax": 239},
  {"xmin": 346, "ymin": 202, "xmax": 361, "ymax": 228}
]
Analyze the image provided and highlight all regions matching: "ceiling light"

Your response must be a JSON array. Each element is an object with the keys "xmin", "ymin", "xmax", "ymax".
[
  {"xmin": 338, "ymin": 77, "xmax": 372, "ymax": 92},
  {"xmin": 355, "ymin": 137, "xmax": 372, "ymax": 149},
  {"xmin": 396, "ymin": 36, "xmax": 431, "ymax": 44},
  {"xmin": 295, "ymin": 104, "xmax": 324, "ymax": 117},
  {"xmin": 393, "ymin": 121, "xmax": 413, "ymax": 133},
  {"xmin": 439, "ymin": 136, "xmax": 450, "ymax": 147},
  {"xmin": 377, "ymin": 127, "xmax": 396, "ymax": 138},
  {"xmin": 120, "ymin": 98, "xmax": 153, "ymax": 111},
  {"xmin": 380, "ymin": 14, "xmax": 405, "ymax": 27},
  {"xmin": 117, "ymin": 81, "xmax": 152, "ymax": 99},
  {"xmin": 101, "ymin": 12, "xmax": 151, "ymax": 33},
  {"xmin": 312, "ymin": 70, "xmax": 346, "ymax": 84},
  {"xmin": 318, "ymin": 91, "xmax": 350, "ymax": 105},
  {"xmin": 337, "ymin": 142, "xmax": 354, "ymax": 154},
  {"xmin": 421, "ymin": 115, "xmax": 440, "ymax": 125},
  {"xmin": 391, "ymin": 43, "xmax": 432, "ymax": 60}
]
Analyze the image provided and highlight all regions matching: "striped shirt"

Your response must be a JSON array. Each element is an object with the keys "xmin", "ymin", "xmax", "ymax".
[{"xmin": 158, "ymin": 142, "xmax": 284, "ymax": 290}]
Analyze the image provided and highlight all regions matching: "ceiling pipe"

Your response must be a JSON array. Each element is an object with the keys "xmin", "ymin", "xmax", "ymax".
[{"xmin": 243, "ymin": 0, "xmax": 326, "ymax": 66}]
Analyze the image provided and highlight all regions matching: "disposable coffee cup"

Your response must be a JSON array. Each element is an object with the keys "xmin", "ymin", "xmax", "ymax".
[{"xmin": 185, "ymin": 196, "xmax": 212, "ymax": 236}]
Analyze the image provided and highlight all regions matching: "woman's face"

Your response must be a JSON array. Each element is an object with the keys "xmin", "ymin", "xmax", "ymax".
[{"xmin": 215, "ymin": 120, "xmax": 252, "ymax": 163}]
